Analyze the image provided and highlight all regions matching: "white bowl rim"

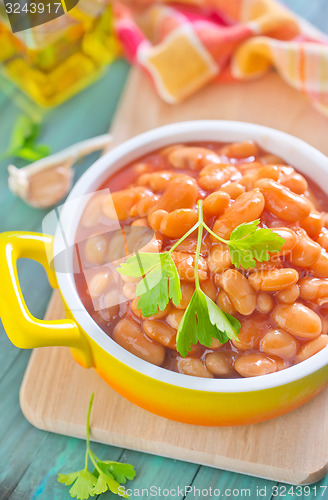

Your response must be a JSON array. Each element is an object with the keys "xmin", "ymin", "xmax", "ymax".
[{"xmin": 54, "ymin": 120, "xmax": 328, "ymax": 393}]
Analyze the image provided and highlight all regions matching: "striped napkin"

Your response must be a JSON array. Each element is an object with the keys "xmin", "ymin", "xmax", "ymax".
[{"xmin": 114, "ymin": 0, "xmax": 328, "ymax": 115}]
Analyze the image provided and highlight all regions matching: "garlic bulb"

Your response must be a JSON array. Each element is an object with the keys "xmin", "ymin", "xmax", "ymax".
[{"xmin": 8, "ymin": 134, "xmax": 112, "ymax": 208}]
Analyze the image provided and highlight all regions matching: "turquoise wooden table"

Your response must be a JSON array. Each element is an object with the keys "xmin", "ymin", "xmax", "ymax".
[{"xmin": 1, "ymin": 2, "xmax": 328, "ymax": 498}]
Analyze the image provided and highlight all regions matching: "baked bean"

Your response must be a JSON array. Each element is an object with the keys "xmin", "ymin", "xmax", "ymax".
[
  {"xmin": 150, "ymin": 176, "xmax": 198, "ymax": 213},
  {"xmin": 317, "ymin": 228, "xmax": 328, "ymax": 251},
  {"xmin": 138, "ymin": 171, "xmax": 175, "ymax": 191},
  {"xmin": 177, "ymin": 357, "xmax": 213, "ymax": 378},
  {"xmin": 322, "ymin": 317, "xmax": 328, "ymax": 335},
  {"xmin": 276, "ymin": 284, "xmax": 299, "ymax": 304},
  {"xmin": 257, "ymin": 164, "xmax": 280, "ymax": 182},
  {"xmin": 281, "ymin": 172, "xmax": 308, "ymax": 194},
  {"xmin": 273, "ymin": 303, "xmax": 322, "ymax": 339},
  {"xmin": 148, "ymin": 209, "xmax": 168, "ymax": 231},
  {"xmin": 299, "ymin": 277, "xmax": 328, "ymax": 301},
  {"xmin": 176, "ymin": 281, "xmax": 195, "ymax": 309},
  {"xmin": 160, "ymin": 209, "xmax": 198, "ymax": 238},
  {"xmin": 238, "ymin": 161, "xmax": 262, "ymax": 173},
  {"xmin": 133, "ymin": 193, "xmax": 159, "ymax": 217},
  {"xmin": 113, "ymin": 318, "xmax": 165, "ymax": 366},
  {"xmin": 139, "ymin": 235, "xmax": 163, "ymax": 254},
  {"xmin": 143, "ymin": 319, "xmax": 176, "ymax": 349},
  {"xmin": 219, "ymin": 140, "xmax": 259, "ymax": 159},
  {"xmin": 200, "ymin": 279, "xmax": 218, "ymax": 302},
  {"xmin": 166, "ymin": 308, "xmax": 185, "ymax": 329},
  {"xmin": 84, "ymin": 235, "xmax": 108, "ymax": 266},
  {"xmin": 133, "ymin": 162, "xmax": 150, "ymax": 175},
  {"xmin": 168, "ymin": 146, "xmax": 220, "ymax": 170},
  {"xmin": 213, "ymin": 190, "xmax": 265, "ymax": 239},
  {"xmin": 239, "ymin": 172, "xmax": 257, "ymax": 191},
  {"xmin": 175, "ymin": 235, "xmax": 210, "ymax": 256},
  {"xmin": 220, "ymin": 182, "xmax": 246, "ymax": 199},
  {"xmin": 198, "ymin": 163, "xmax": 241, "ymax": 190},
  {"xmin": 159, "ymin": 144, "xmax": 184, "ymax": 156},
  {"xmin": 248, "ymin": 268, "xmax": 299, "ymax": 292},
  {"xmin": 222, "ymin": 269, "xmax": 256, "ymax": 315},
  {"xmin": 216, "ymin": 290, "xmax": 235, "ymax": 315},
  {"xmin": 257, "ymin": 292, "xmax": 274, "ymax": 313},
  {"xmin": 309, "ymin": 250, "xmax": 328, "ymax": 277},
  {"xmin": 235, "ymin": 354, "xmax": 278, "ymax": 377},
  {"xmin": 203, "ymin": 191, "xmax": 230, "ymax": 216},
  {"xmin": 172, "ymin": 252, "xmax": 207, "ymax": 281},
  {"xmin": 296, "ymin": 335, "xmax": 328, "ymax": 363},
  {"xmin": 205, "ymin": 351, "xmax": 235, "ymax": 377},
  {"xmin": 260, "ymin": 329, "xmax": 298, "ymax": 359},
  {"xmin": 123, "ymin": 282, "xmax": 137, "ymax": 300},
  {"xmin": 231, "ymin": 315, "xmax": 265, "ymax": 350},
  {"xmin": 209, "ymin": 339, "xmax": 223, "ymax": 349},
  {"xmin": 103, "ymin": 189, "xmax": 139, "ymax": 221},
  {"xmin": 249, "ymin": 254, "xmax": 281, "ymax": 273},
  {"xmin": 300, "ymin": 211, "xmax": 323, "ymax": 238},
  {"xmin": 131, "ymin": 218, "xmax": 149, "ymax": 227},
  {"xmin": 322, "ymin": 212, "xmax": 328, "ymax": 228},
  {"xmin": 270, "ymin": 227, "xmax": 297, "ymax": 256},
  {"xmin": 289, "ymin": 229, "xmax": 321, "ymax": 267},
  {"xmin": 88, "ymin": 271, "xmax": 110, "ymax": 297},
  {"xmin": 131, "ymin": 298, "xmax": 170, "ymax": 319},
  {"xmin": 99, "ymin": 290, "xmax": 120, "ymax": 321},
  {"xmin": 81, "ymin": 193, "xmax": 108, "ymax": 228},
  {"xmin": 208, "ymin": 244, "xmax": 232, "ymax": 273},
  {"xmin": 256, "ymin": 179, "xmax": 311, "ymax": 222},
  {"xmin": 260, "ymin": 154, "xmax": 283, "ymax": 165}
]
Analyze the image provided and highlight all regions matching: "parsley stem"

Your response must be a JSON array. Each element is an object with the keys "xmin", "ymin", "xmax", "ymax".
[
  {"xmin": 194, "ymin": 200, "xmax": 204, "ymax": 290},
  {"xmin": 168, "ymin": 221, "xmax": 200, "ymax": 254},
  {"xmin": 202, "ymin": 221, "xmax": 229, "ymax": 246},
  {"xmin": 86, "ymin": 393, "xmax": 94, "ymax": 446},
  {"xmin": 84, "ymin": 393, "xmax": 94, "ymax": 469}
]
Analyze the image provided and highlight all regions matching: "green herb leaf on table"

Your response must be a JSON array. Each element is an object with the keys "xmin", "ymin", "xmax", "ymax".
[
  {"xmin": 227, "ymin": 219, "xmax": 285, "ymax": 269},
  {"xmin": 117, "ymin": 252, "xmax": 182, "ymax": 317},
  {"xmin": 58, "ymin": 394, "xmax": 136, "ymax": 499},
  {"xmin": 58, "ymin": 470, "xmax": 97, "ymax": 500},
  {"xmin": 0, "ymin": 115, "xmax": 50, "ymax": 162},
  {"xmin": 176, "ymin": 289, "xmax": 240, "ymax": 357}
]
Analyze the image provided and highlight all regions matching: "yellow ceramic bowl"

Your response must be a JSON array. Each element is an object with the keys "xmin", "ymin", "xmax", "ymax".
[{"xmin": 1, "ymin": 121, "xmax": 328, "ymax": 426}]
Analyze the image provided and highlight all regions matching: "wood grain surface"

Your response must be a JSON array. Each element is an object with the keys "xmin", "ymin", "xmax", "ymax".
[{"xmin": 19, "ymin": 65, "xmax": 328, "ymax": 487}]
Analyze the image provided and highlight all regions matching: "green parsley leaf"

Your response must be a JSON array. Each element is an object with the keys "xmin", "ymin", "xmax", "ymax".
[
  {"xmin": 117, "ymin": 252, "xmax": 161, "ymax": 278},
  {"xmin": 93, "ymin": 471, "xmax": 123, "ymax": 496},
  {"xmin": 97, "ymin": 461, "xmax": 136, "ymax": 484},
  {"xmin": 0, "ymin": 115, "xmax": 50, "ymax": 162},
  {"xmin": 58, "ymin": 470, "xmax": 97, "ymax": 500},
  {"xmin": 228, "ymin": 219, "xmax": 285, "ymax": 269},
  {"xmin": 118, "ymin": 252, "xmax": 182, "ymax": 317},
  {"xmin": 176, "ymin": 289, "xmax": 240, "ymax": 357}
]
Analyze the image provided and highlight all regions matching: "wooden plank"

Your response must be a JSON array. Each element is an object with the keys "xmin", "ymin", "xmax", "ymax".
[{"xmin": 109, "ymin": 69, "xmax": 328, "ymax": 155}]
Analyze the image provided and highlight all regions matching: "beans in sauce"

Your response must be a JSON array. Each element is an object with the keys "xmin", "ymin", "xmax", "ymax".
[{"xmin": 74, "ymin": 141, "xmax": 328, "ymax": 378}]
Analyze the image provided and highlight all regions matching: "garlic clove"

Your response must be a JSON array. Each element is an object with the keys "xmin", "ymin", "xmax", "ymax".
[
  {"xmin": 8, "ymin": 133, "xmax": 112, "ymax": 208},
  {"xmin": 9, "ymin": 163, "xmax": 73, "ymax": 208}
]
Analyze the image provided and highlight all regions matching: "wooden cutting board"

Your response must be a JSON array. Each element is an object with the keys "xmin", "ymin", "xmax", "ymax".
[{"xmin": 20, "ymin": 67, "xmax": 328, "ymax": 486}]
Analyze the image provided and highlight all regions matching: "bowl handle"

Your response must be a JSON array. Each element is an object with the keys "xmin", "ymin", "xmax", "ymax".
[{"xmin": 0, "ymin": 232, "xmax": 90, "ymax": 360}]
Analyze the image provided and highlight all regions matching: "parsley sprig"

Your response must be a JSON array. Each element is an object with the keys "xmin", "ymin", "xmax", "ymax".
[
  {"xmin": 117, "ymin": 200, "xmax": 284, "ymax": 357},
  {"xmin": 0, "ymin": 115, "xmax": 50, "ymax": 162},
  {"xmin": 58, "ymin": 394, "xmax": 136, "ymax": 499}
]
